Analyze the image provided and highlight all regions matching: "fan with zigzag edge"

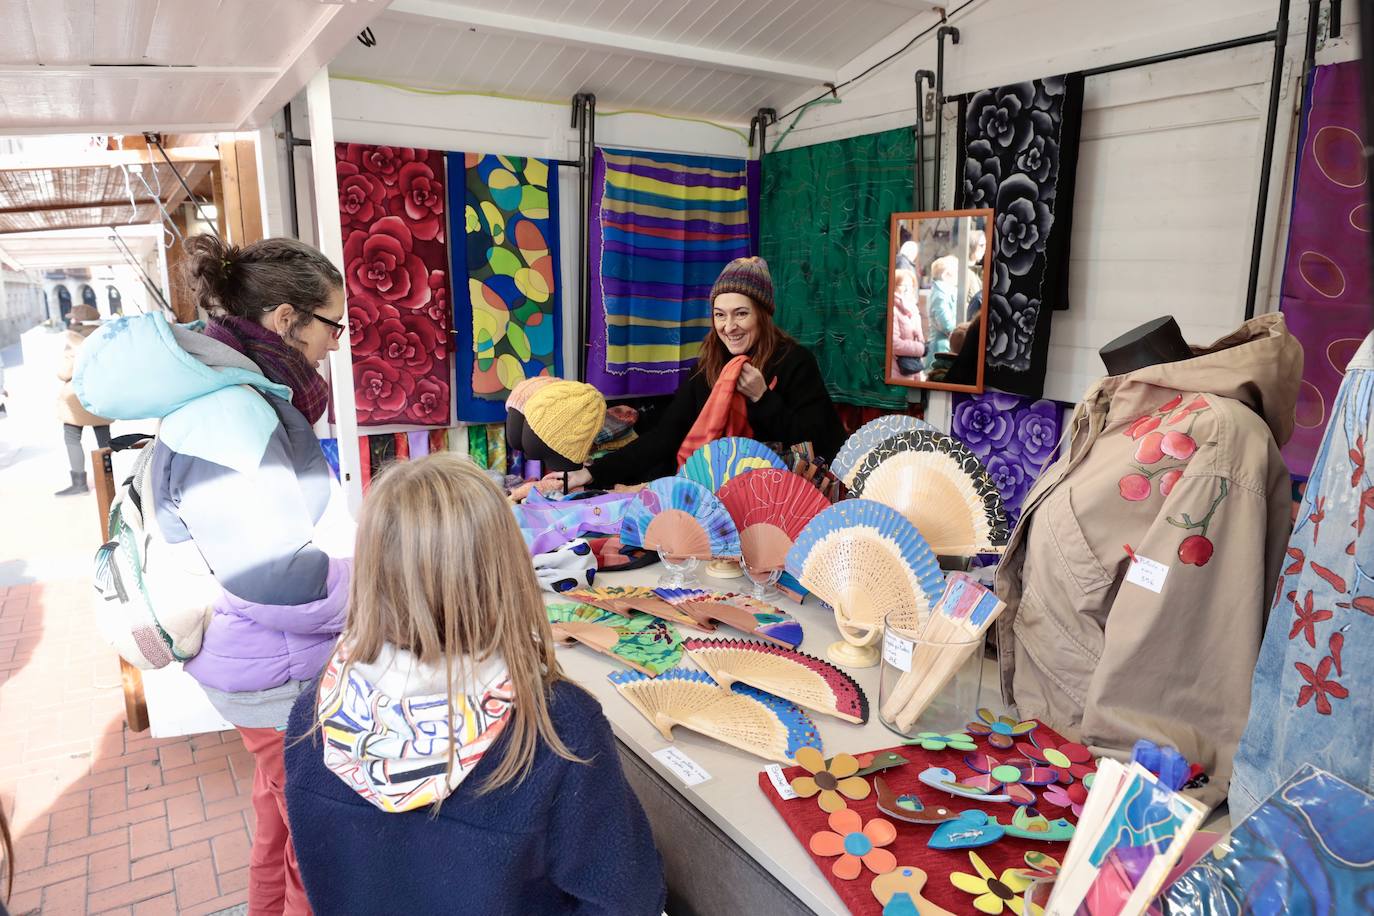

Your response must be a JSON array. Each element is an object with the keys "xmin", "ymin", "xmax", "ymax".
[
  {"xmin": 831, "ymin": 415, "xmax": 935, "ymax": 487},
  {"xmin": 683, "ymin": 637, "xmax": 868, "ymax": 724}
]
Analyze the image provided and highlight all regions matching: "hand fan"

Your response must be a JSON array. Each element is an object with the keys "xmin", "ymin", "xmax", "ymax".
[
  {"xmin": 546, "ymin": 602, "xmax": 684, "ymax": 676},
  {"xmin": 678, "ymin": 437, "xmax": 786, "ymax": 492},
  {"xmin": 849, "ymin": 429, "xmax": 1008, "ymax": 555},
  {"xmin": 717, "ymin": 469, "xmax": 832, "ymax": 571},
  {"xmin": 619, "ymin": 477, "xmax": 741, "ymax": 560},
  {"xmin": 831, "ymin": 415, "xmax": 934, "ymax": 487},
  {"xmin": 608, "ymin": 667, "xmax": 822, "ymax": 763},
  {"xmin": 563, "ymin": 585, "xmax": 705, "ymax": 630},
  {"xmin": 650, "ymin": 589, "xmax": 803, "ymax": 647},
  {"xmin": 683, "ymin": 637, "xmax": 868, "ymax": 724},
  {"xmin": 786, "ymin": 499, "xmax": 945, "ymax": 667}
]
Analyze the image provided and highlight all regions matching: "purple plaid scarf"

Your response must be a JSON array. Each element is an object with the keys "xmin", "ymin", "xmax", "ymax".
[{"xmin": 204, "ymin": 316, "xmax": 330, "ymax": 424}]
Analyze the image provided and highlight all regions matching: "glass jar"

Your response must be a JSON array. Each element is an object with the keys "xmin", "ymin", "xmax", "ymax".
[{"xmin": 877, "ymin": 608, "xmax": 988, "ymax": 737}]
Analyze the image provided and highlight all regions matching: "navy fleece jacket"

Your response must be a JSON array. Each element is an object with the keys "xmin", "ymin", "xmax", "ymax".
[{"xmin": 283, "ymin": 679, "xmax": 666, "ymax": 916}]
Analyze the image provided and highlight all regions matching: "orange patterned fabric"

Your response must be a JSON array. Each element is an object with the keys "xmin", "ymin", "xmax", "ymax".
[{"xmin": 676, "ymin": 355, "xmax": 752, "ymax": 467}]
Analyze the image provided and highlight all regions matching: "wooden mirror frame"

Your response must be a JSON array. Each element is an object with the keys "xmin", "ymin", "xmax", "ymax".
[{"xmin": 883, "ymin": 207, "xmax": 994, "ymax": 394}]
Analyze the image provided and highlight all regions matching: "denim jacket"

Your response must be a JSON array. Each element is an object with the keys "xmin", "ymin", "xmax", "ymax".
[{"xmin": 1230, "ymin": 332, "xmax": 1374, "ymax": 821}]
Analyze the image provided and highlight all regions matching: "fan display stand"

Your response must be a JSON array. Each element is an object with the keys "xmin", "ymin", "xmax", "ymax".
[
  {"xmin": 826, "ymin": 639, "xmax": 880, "ymax": 669},
  {"xmin": 706, "ymin": 558, "xmax": 745, "ymax": 579}
]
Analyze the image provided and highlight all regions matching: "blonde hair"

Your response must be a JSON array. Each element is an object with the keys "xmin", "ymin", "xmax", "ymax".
[
  {"xmin": 931, "ymin": 255, "xmax": 959, "ymax": 282},
  {"xmin": 331, "ymin": 453, "xmax": 578, "ymax": 797}
]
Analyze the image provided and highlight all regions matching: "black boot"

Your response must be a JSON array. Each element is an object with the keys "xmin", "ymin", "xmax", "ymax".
[{"xmin": 55, "ymin": 472, "xmax": 88, "ymax": 496}]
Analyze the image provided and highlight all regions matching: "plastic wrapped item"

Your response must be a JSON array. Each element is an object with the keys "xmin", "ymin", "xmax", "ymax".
[
  {"xmin": 1131, "ymin": 739, "xmax": 1191, "ymax": 791},
  {"xmin": 1160, "ymin": 764, "xmax": 1374, "ymax": 915}
]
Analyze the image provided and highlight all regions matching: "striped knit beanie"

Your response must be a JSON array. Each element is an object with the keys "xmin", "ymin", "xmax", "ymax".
[{"xmin": 710, "ymin": 256, "xmax": 775, "ymax": 315}]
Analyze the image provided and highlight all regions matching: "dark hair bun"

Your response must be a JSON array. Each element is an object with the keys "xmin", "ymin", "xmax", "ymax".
[
  {"xmin": 182, "ymin": 234, "xmax": 245, "ymax": 317},
  {"xmin": 178, "ymin": 234, "xmax": 342, "ymax": 323}
]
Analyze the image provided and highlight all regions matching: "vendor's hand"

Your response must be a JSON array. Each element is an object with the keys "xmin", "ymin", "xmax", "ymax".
[
  {"xmin": 542, "ymin": 468, "xmax": 593, "ymax": 491},
  {"xmin": 736, "ymin": 363, "xmax": 767, "ymax": 402}
]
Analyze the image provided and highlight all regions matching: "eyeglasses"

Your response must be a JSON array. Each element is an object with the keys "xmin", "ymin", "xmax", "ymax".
[{"xmin": 312, "ymin": 312, "xmax": 346, "ymax": 340}]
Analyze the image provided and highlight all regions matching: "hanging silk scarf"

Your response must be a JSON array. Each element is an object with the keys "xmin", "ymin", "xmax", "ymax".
[
  {"xmin": 1278, "ymin": 62, "xmax": 1371, "ymax": 477},
  {"xmin": 955, "ymin": 74, "xmax": 1084, "ymax": 399},
  {"xmin": 761, "ymin": 127, "xmax": 912, "ymax": 409},
  {"xmin": 586, "ymin": 148, "xmax": 758, "ymax": 397},
  {"xmin": 486, "ymin": 423, "xmax": 507, "ymax": 474},
  {"xmin": 951, "ymin": 391, "xmax": 1070, "ymax": 528},
  {"xmin": 451, "ymin": 154, "xmax": 562, "ymax": 422},
  {"xmin": 335, "ymin": 143, "xmax": 452, "ymax": 427}
]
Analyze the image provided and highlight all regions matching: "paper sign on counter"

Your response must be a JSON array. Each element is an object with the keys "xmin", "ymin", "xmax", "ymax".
[
  {"xmin": 653, "ymin": 746, "xmax": 711, "ymax": 787},
  {"xmin": 765, "ymin": 764, "xmax": 798, "ymax": 799},
  {"xmin": 1124, "ymin": 554, "xmax": 1169, "ymax": 594},
  {"xmin": 882, "ymin": 629, "xmax": 914, "ymax": 672}
]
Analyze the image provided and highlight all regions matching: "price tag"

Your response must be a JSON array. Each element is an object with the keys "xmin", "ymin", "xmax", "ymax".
[
  {"xmin": 883, "ymin": 628, "xmax": 914, "ymax": 672},
  {"xmin": 765, "ymin": 764, "xmax": 798, "ymax": 799},
  {"xmin": 1124, "ymin": 554, "xmax": 1170, "ymax": 594},
  {"xmin": 653, "ymin": 746, "xmax": 711, "ymax": 787}
]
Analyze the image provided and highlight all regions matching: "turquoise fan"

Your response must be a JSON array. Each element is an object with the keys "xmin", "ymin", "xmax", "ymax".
[
  {"xmin": 678, "ymin": 437, "xmax": 786, "ymax": 492},
  {"xmin": 831, "ymin": 415, "xmax": 935, "ymax": 487},
  {"xmin": 620, "ymin": 477, "xmax": 740, "ymax": 559}
]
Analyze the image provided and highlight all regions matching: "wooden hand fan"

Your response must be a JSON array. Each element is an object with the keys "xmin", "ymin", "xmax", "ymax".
[
  {"xmin": 563, "ymin": 585, "xmax": 706, "ymax": 630},
  {"xmin": 650, "ymin": 589, "xmax": 803, "ymax": 647},
  {"xmin": 785, "ymin": 500, "xmax": 945, "ymax": 668},
  {"xmin": 620, "ymin": 477, "xmax": 741, "ymax": 559},
  {"xmin": 608, "ymin": 667, "xmax": 822, "ymax": 763},
  {"xmin": 678, "ymin": 437, "xmax": 786, "ymax": 492},
  {"xmin": 546, "ymin": 602, "xmax": 684, "ymax": 676},
  {"xmin": 831, "ymin": 415, "xmax": 935, "ymax": 487},
  {"xmin": 849, "ymin": 429, "xmax": 1008, "ymax": 555},
  {"xmin": 717, "ymin": 469, "xmax": 832, "ymax": 571},
  {"xmin": 684, "ymin": 637, "xmax": 869, "ymax": 723}
]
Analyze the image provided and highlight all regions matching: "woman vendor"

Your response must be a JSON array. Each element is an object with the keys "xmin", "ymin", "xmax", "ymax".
[{"xmin": 553, "ymin": 256, "xmax": 845, "ymax": 489}]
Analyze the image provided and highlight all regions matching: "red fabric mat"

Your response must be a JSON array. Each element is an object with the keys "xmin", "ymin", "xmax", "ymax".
[{"xmin": 759, "ymin": 724, "xmax": 1077, "ymax": 916}]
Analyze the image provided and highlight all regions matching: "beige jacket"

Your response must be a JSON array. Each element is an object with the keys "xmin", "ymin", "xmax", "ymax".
[
  {"xmin": 994, "ymin": 314, "xmax": 1302, "ymax": 809},
  {"xmin": 57, "ymin": 323, "xmax": 112, "ymax": 427}
]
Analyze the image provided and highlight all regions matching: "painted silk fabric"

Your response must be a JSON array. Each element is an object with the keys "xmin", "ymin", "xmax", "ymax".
[
  {"xmin": 956, "ymin": 75, "xmax": 1084, "ymax": 399},
  {"xmin": 586, "ymin": 148, "xmax": 757, "ymax": 397},
  {"xmin": 336, "ymin": 144, "xmax": 452, "ymax": 426},
  {"xmin": 761, "ymin": 127, "xmax": 913, "ymax": 409},
  {"xmin": 952, "ymin": 391, "xmax": 1068, "ymax": 527},
  {"xmin": 1278, "ymin": 62, "xmax": 1371, "ymax": 477},
  {"xmin": 452, "ymin": 153, "xmax": 562, "ymax": 422}
]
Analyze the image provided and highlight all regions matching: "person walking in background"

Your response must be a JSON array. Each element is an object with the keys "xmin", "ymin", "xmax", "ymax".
[
  {"xmin": 54, "ymin": 303, "xmax": 111, "ymax": 495},
  {"xmin": 925, "ymin": 255, "xmax": 960, "ymax": 368}
]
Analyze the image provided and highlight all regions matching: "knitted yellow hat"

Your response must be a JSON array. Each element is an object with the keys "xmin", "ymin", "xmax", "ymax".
[{"xmin": 523, "ymin": 381, "xmax": 607, "ymax": 466}]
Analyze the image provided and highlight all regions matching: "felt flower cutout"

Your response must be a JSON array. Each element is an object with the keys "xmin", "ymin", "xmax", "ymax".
[
  {"xmin": 904, "ymin": 732, "xmax": 977, "ymax": 752},
  {"xmin": 791, "ymin": 747, "xmax": 870, "ymax": 812},
  {"xmin": 950, "ymin": 850, "xmax": 1039, "ymax": 915},
  {"xmin": 1041, "ymin": 774, "xmax": 1092, "ymax": 816},
  {"xmin": 1015, "ymin": 740, "xmax": 1095, "ymax": 784},
  {"xmin": 808, "ymin": 807, "xmax": 897, "ymax": 880},
  {"xmin": 967, "ymin": 708, "xmax": 1037, "ymax": 749},
  {"xmin": 963, "ymin": 753, "xmax": 1057, "ymax": 805},
  {"xmin": 1017, "ymin": 850, "xmax": 1061, "ymax": 880}
]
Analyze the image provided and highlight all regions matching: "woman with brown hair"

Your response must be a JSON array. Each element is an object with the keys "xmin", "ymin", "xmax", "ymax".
[
  {"xmin": 555, "ymin": 256, "xmax": 844, "ymax": 488},
  {"xmin": 54, "ymin": 303, "xmax": 113, "ymax": 496},
  {"xmin": 283, "ymin": 454, "xmax": 664, "ymax": 914}
]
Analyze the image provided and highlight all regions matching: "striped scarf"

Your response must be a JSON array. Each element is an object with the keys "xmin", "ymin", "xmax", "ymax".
[{"xmin": 204, "ymin": 316, "xmax": 330, "ymax": 424}]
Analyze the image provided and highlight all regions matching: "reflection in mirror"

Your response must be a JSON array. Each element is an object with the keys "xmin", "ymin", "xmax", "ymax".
[{"xmin": 885, "ymin": 208, "xmax": 993, "ymax": 393}]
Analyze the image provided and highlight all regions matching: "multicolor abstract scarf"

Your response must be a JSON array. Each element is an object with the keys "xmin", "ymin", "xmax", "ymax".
[
  {"xmin": 335, "ymin": 143, "xmax": 452, "ymax": 427},
  {"xmin": 452, "ymin": 153, "xmax": 562, "ymax": 422},
  {"xmin": 675, "ymin": 354, "xmax": 752, "ymax": 466},
  {"xmin": 951, "ymin": 390, "xmax": 1068, "ymax": 528},
  {"xmin": 956, "ymin": 74, "xmax": 1084, "ymax": 399},
  {"xmin": 203, "ymin": 316, "xmax": 330, "ymax": 424},
  {"xmin": 761, "ymin": 127, "xmax": 912, "ymax": 409},
  {"xmin": 1278, "ymin": 61, "xmax": 1371, "ymax": 477},
  {"xmin": 586, "ymin": 148, "xmax": 759, "ymax": 397}
]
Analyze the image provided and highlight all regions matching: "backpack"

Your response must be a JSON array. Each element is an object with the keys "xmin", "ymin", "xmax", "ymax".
[{"xmin": 93, "ymin": 439, "xmax": 217, "ymax": 669}]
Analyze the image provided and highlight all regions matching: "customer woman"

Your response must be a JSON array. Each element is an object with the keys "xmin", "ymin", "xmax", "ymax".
[
  {"xmin": 284, "ymin": 454, "xmax": 664, "ymax": 915},
  {"xmin": 54, "ymin": 303, "xmax": 113, "ymax": 495},
  {"xmin": 75, "ymin": 235, "xmax": 350, "ymax": 916},
  {"xmin": 555, "ymin": 256, "xmax": 845, "ymax": 488}
]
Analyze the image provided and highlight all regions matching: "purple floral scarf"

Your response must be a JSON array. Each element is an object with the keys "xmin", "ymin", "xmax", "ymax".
[
  {"xmin": 204, "ymin": 316, "xmax": 330, "ymax": 424},
  {"xmin": 952, "ymin": 390, "xmax": 1070, "ymax": 526}
]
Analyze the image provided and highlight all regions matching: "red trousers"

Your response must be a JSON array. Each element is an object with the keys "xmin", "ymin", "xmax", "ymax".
[{"xmin": 237, "ymin": 726, "xmax": 312, "ymax": 916}]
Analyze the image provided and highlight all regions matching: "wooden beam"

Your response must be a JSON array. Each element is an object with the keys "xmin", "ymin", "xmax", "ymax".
[
  {"xmin": 0, "ymin": 65, "xmax": 278, "ymax": 77},
  {"xmin": 234, "ymin": 139, "xmax": 264, "ymax": 243},
  {"xmin": 219, "ymin": 141, "xmax": 246, "ymax": 244},
  {"xmin": 0, "ymin": 199, "xmax": 158, "ymax": 217},
  {"xmin": 0, "ymin": 147, "xmax": 221, "ymax": 173}
]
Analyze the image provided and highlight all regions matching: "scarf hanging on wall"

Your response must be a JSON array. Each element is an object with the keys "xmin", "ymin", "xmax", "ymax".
[
  {"xmin": 955, "ymin": 74, "xmax": 1085, "ymax": 399},
  {"xmin": 1278, "ymin": 61, "xmax": 1371, "ymax": 477},
  {"xmin": 586, "ymin": 148, "xmax": 759, "ymax": 397},
  {"xmin": 760, "ymin": 127, "xmax": 912, "ymax": 409},
  {"xmin": 451, "ymin": 154, "xmax": 563, "ymax": 422},
  {"xmin": 336, "ymin": 143, "xmax": 453, "ymax": 427},
  {"xmin": 951, "ymin": 391, "xmax": 1071, "ymax": 528}
]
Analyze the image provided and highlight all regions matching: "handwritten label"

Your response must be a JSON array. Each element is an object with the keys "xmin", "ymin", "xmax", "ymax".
[
  {"xmin": 765, "ymin": 764, "xmax": 799, "ymax": 799},
  {"xmin": 1125, "ymin": 554, "xmax": 1170, "ymax": 594},
  {"xmin": 653, "ymin": 746, "xmax": 711, "ymax": 787},
  {"xmin": 883, "ymin": 628, "xmax": 915, "ymax": 672}
]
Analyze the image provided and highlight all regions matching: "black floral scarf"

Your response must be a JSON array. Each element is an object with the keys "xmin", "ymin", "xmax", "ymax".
[{"xmin": 957, "ymin": 74, "xmax": 1084, "ymax": 398}]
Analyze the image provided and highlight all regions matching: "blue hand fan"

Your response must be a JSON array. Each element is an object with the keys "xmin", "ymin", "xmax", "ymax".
[
  {"xmin": 786, "ymin": 500, "xmax": 945, "ymax": 648},
  {"xmin": 678, "ymin": 437, "xmax": 786, "ymax": 492},
  {"xmin": 620, "ymin": 477, "xmax": 740, "ymax": 559},
  {"xmin": 831, "ymin": 415, "xmax": 935, "ymax": 487}
]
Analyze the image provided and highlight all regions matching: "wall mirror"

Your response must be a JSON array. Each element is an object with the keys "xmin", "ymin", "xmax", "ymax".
[{"xmin": 884, "ymin": 208, "xmax": 993, "ymax": 393}]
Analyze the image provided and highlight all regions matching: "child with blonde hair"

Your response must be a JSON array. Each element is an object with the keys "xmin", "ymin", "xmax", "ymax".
[
  {"xmin": 284, "ymin": 453, "xmax": 664, "ymax": 915},
  {"xmin": 925, "ymin": 254, "xmax": 961, "ymax": 366}
]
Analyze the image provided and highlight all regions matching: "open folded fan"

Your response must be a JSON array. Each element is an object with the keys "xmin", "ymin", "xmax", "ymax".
[
  {"xmin": 831, "ymin": 415, "xmax": 935, "ymax": 488},
  {"xmin": 678, "ymin": 437, "xmax": 786, "ymax": 492},
  {"xmin": 785, "ymin": 499, "xmax": 945, "ymax": 648},
  {"xmin": 620, "ymin": 477, "xmax": 740, "ymax": 559},
  {"xmin": 652, "ymin": 589, "xmax": 803, "ymax": 648},
  {"xmin": 546, "ymin": 602, "xmax": 684, "ymax": 676},
  {"xmin": 684, "ymin": 637, "xmax": 868, "ymax": 724},
  {"xmin": 564, "ymin": 585, "xmax": 704, "ymax": 630},
  {"xmin": 717, "ymin": 469, "xmax": 832, "ymax": 571},
  {"xmin": 849, "ymin": 429, "xmax": 1008, "ymax": 555},
  {"xmin": 608, "ymin": 667, "xmax": 822, "ymax": 763}
]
